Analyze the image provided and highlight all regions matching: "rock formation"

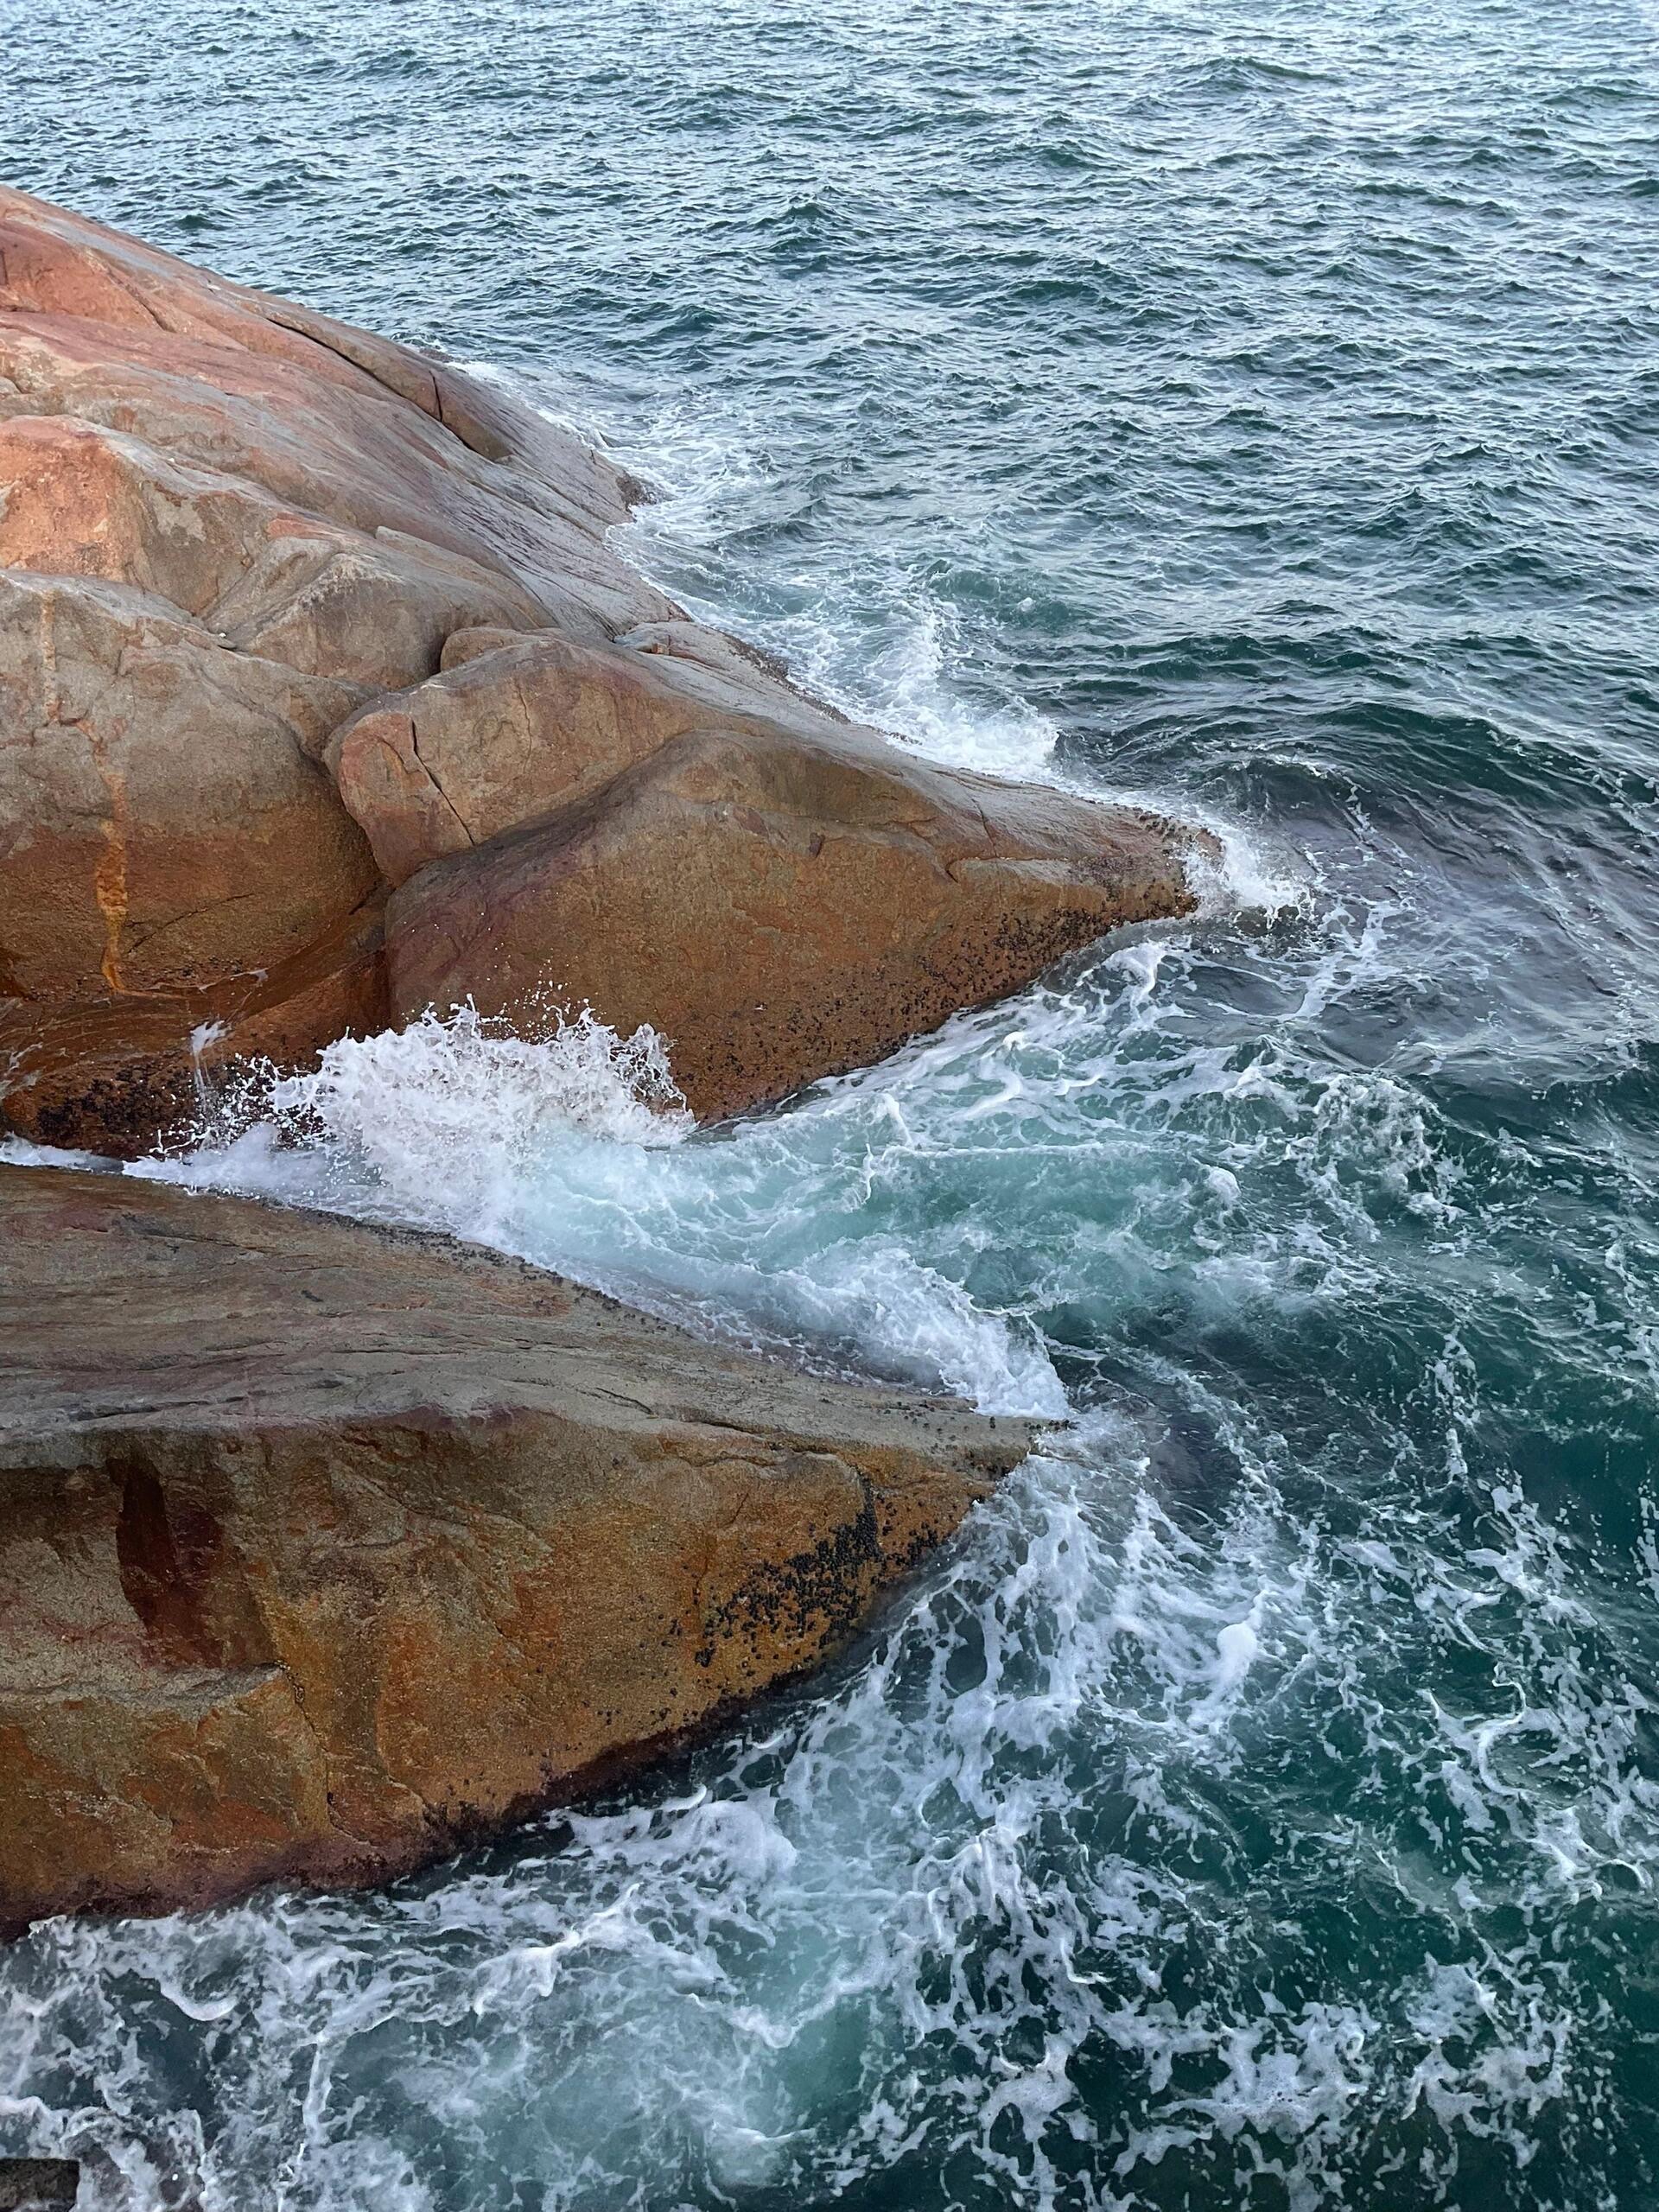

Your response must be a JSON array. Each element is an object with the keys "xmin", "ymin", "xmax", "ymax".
[
  {"xmin": 0, "ymin": 1165, "xmax": 1038, "ymax": 1929},
  {"xmin": 0, "ymin": 184, "xmax": 1209, "ymax": 1151},
  {"xmin": 0, "ymin": 191, "xmax": 1203, "ymax": 1928}
]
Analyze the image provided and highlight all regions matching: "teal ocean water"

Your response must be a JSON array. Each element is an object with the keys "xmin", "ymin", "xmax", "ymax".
[{"xmin": 5, "ymin": 3, "xmax": 1659, "ymax": 2206}]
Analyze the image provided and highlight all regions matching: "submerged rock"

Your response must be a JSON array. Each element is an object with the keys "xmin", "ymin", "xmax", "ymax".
[
  {"xmin": 0, "ymin": 2161, "xmax": 78, "ymax": 2210},
  {"xmin": 0, "ymin": 184, "xmax": 1210, "ymax": 1151},
  {"xmin": 0, "ymin": 1165, "xmax": 1038, "ymax": 1929}
]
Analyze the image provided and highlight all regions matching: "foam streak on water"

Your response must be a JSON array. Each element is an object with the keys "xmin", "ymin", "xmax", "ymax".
[{"xmin": 5, "ymin": 0, "xmax": 1659, "ymax": 2203}]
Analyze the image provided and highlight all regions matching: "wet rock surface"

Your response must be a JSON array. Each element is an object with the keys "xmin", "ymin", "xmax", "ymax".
[
  {"xmin": 0, "ymin": 183, "xmax": 1209, "ymax": 1153},
  {"xmin": 0, "ymin": 1165, "xmax": 1039, "ymax": 1929}
]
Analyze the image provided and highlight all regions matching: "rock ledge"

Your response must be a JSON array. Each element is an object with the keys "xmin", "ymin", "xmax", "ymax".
[{"xmin": 0, "ymin": 1165, "xmax": 1039, "ymax": 1930}]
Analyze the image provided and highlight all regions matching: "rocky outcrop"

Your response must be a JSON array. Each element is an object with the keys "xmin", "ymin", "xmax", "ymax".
[
  {"xmin": 1, "ymin": 185, "xmax": 1209, "ymax": 1152},
  {"xmin": 381, "ymin": 707, "xmax": 1198, "ymax": 1120},
  {"xmin": 0, "ymin": 1164, "xmax": 1037, "ymax": 1929},
  {"xmin": 0, "ymin": 570, "xmax": 385, "ymax": 1148},
  {"xmin": 0, "ymin": 187, "xmax": 667, "ymax": 1150}
]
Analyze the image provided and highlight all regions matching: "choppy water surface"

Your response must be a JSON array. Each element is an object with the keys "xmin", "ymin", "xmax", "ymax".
[{"xmin": 5, "ymin": 2, "xmax": 1659, "ymax": 2205}]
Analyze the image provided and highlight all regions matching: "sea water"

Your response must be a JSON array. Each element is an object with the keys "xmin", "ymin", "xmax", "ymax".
[{"xmin": 3, "ymin": 2, "xmax": 1657, "ymax": 2205}]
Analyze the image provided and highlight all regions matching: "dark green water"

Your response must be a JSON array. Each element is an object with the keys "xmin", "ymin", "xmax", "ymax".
[{"xmin": 3, "ymin": 3, "xmax": 1659, "ymax": 2206}]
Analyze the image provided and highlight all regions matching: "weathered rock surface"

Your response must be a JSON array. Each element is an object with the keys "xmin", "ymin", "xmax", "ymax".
[
  {"xmin": 0, "ymin": 1164, "xmax": 1037, "ymax": 1929},
  {"xmin": 332, "ymin": 625, "xmax": 855, "ymax": 890},
  {"xmin": 383, "ymin": 711, "xmax": 1200, "ymax": 1121},
  {"xmin": 1, "ymin": 184, "xmax": 1210, "ymax": 1152},
  {"xmin": 0, "ymin": 569, "xmax": 385, "ymax": 1147},
  {"xmin": 0, "ymin": 186, "xmax": 665, "ymax": 1152}
]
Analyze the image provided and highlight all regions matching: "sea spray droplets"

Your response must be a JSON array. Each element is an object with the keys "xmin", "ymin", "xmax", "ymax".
[
  {"xmin": 141, "ymin": 1002, "xmax": 691, "ymax": 1238},
  {"xmin": 141, "ymin": 993, "xmax": 1074, "ymax": 1418},
  {"xmin": 270, "ymin": 1001, "xmax": 690, "ymax": 1185}
]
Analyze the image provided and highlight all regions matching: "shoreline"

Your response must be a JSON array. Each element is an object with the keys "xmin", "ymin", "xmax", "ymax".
[
  {"xmin": 0, "ymin": 182, "xmax": 1180, "ymax": 1932},
  {"xmin": 0, "ymin": 1127, "xmax": 1077, "ymax": 1418}
]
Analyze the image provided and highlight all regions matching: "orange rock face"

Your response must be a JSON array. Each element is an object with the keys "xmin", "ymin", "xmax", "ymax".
[
  {"xmin": 0, "ymin": 194, "xmax": 1213, "ymax": 1932},
  {"xmin": 0, "ymin": 184, "xmax": 1209, "ymax": 1152},
  {"xmin": 0, "ymin": 1166, "xmax": 1036, "ymax": 1928},
  {"xmin": 0, "ymin": 187, "xmax": 666, "ymax": 1152}
]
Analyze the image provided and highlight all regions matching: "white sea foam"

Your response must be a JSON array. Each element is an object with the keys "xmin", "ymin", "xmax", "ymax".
[
  {"xmin": 126, "ymin": 1000, "xmax": 1069, "ymax": 1418},
  {"xmin": 137, "ymin": 1001, "xmax": 689, "ymax": 1214},
  {"xmin": 0, "ymin": 1136, "xmax": 112, "ymax": 1172}
]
